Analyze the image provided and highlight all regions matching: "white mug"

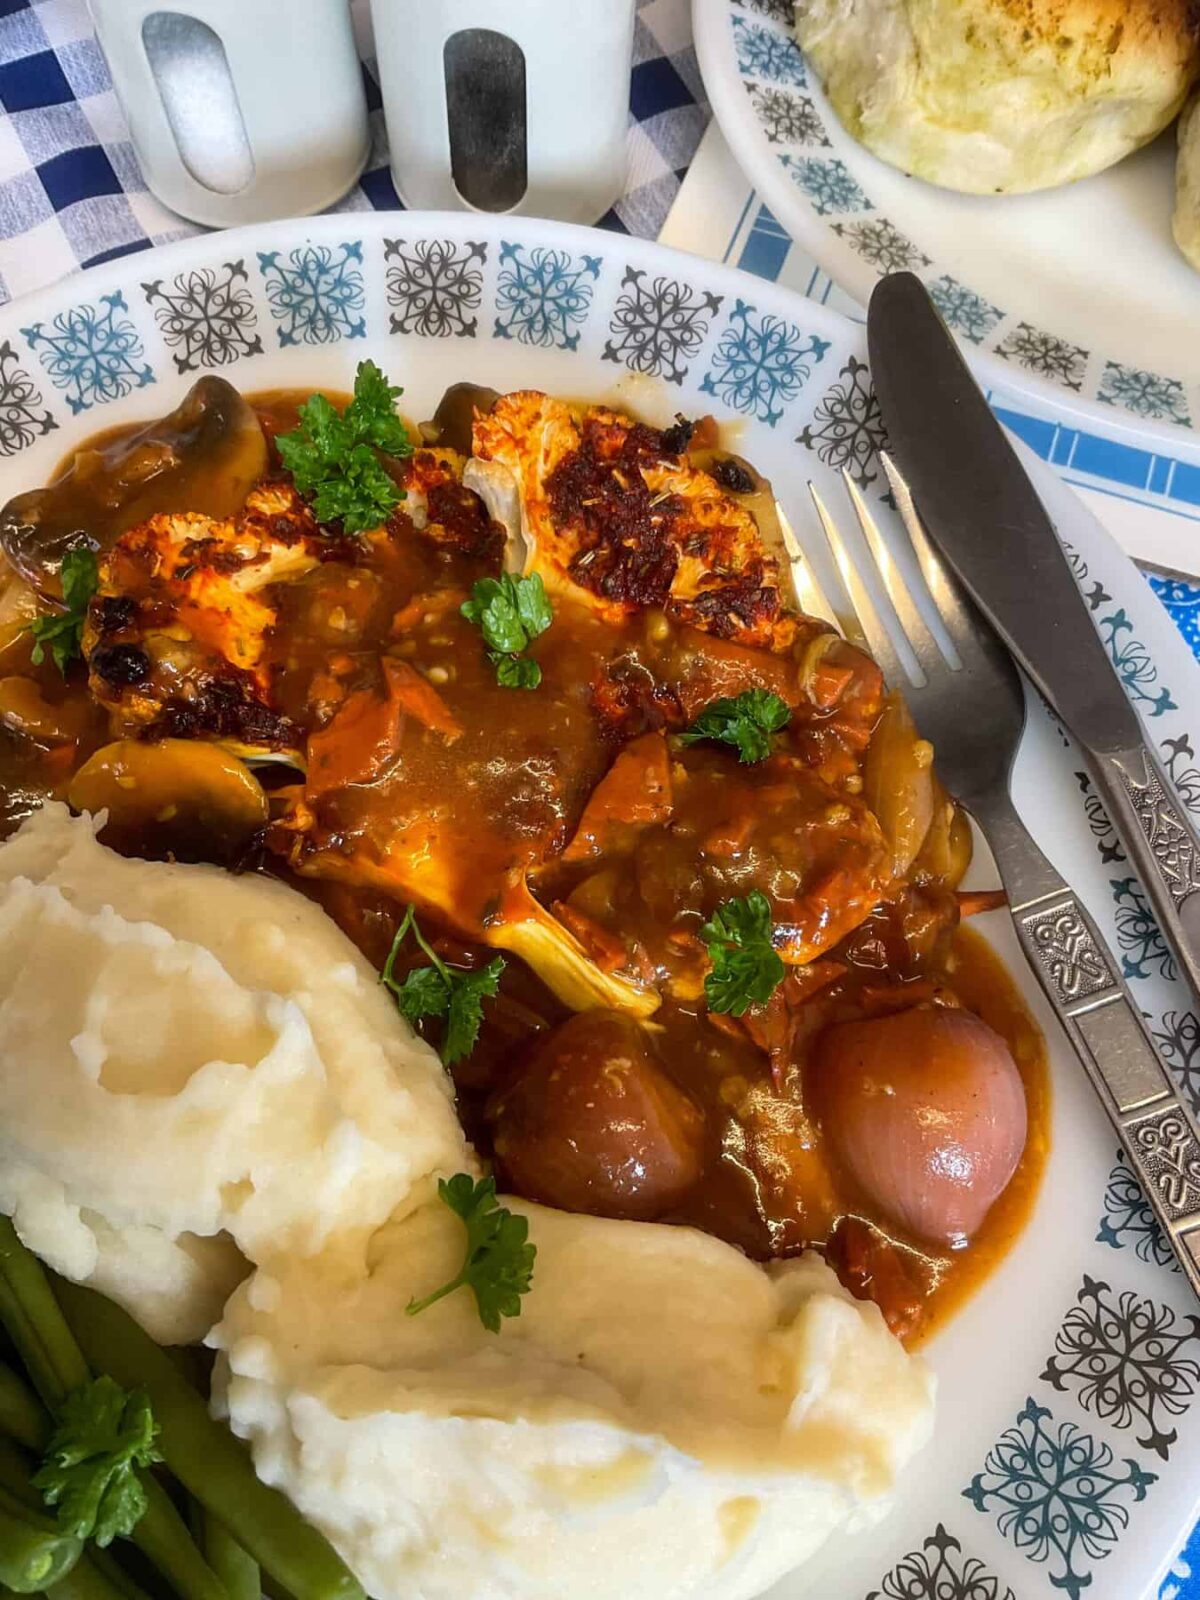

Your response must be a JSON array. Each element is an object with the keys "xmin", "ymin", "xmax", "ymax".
[
  {"xmin": 86, "ymin": 0, "xmax": 370, "ymax": 227},
  {"xmin": 371, "ymin": 0, "xmax": 635, "ymax": 224}
]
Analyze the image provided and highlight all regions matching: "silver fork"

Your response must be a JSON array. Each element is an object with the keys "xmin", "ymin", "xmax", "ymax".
[{"xmin": 801, "ymin": 461, "xmax": 1200, "ymax": 1299}]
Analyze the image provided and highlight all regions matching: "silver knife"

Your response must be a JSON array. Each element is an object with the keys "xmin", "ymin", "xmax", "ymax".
[{"xmin": 867, "ymin": 271, "xmax": 1200, "ymax": 1012}]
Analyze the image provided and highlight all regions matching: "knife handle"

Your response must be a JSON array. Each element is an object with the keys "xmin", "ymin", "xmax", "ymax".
[
  {"xmin": 1092, "ymin": 744, "xmax": 1200, "ymax": 1009},
  {"xmin": 974, "ymin": 787, "xmax": 1200, "ymax": 1298}
]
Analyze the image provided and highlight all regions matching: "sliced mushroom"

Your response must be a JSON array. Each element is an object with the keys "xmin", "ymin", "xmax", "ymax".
[
  {"xmin": 0, "ymin": 677, "xmax": 92, "ymax": 745},
  {"xmin": 1, "ymin": 377, "xmax": 268, "ymax": 595},
  {"xmin": 430, "ymin": 382, "xmax": 501, "ymax": 455},
  {"xmin": 68, "ymin": 738, "xmax": 268, "ymax": 863},
  {"xmin": 0, "ymin": 560, "xmax": 39, "ymax": 660},
  {"xmin": 221, "ymin": 741, "xmax": 307, "ymax": 774}
]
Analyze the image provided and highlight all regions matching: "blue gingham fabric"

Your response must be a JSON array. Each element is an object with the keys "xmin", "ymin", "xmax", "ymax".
[{"xmin": 0, "ymin": 0, "xmax": 708, "ymax": 303}]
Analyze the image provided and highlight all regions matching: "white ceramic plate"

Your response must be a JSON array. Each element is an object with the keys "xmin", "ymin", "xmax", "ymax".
[
  {"xmin": 693, "ymin": 0, "xmax": 1200, "ymax": 454},
  {"xmin": 2, "ymin": 211, "xmax": 1200, "ymax": 1600}
]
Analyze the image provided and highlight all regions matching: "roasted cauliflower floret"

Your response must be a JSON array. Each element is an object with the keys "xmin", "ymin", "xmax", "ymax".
[
  {"xmin": 403, "ymin": 447, "xmax": 504, "ymax": 562},
  {"xmin": 82, "ymin": 482, "xmax": 326, "ymax": 757},
  {"xmin": 464, "ymin": 393, "xmax": 797, "ymax": 649}
]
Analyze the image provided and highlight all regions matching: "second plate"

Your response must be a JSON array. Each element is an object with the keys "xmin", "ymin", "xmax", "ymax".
[{"xmin": 694, "ymin": 0, "xmax": 1200, "ymax": 451}]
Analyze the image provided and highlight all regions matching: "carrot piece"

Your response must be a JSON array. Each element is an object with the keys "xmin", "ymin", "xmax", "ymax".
[
  {"xmin": 807, "ymin": 657, "xmax": 854, "ymax": 711},
  {"xmin": 826, "ymin": 1216, "xmax": 925, "ymax": 1344},
  {"xmin": 382, "ymin": 658, "xmax": 462, "ymax": 741},
  {"xmin": 305, "ymin": 688, "xmax": 402, "ymax": 798},
  {"xmin": 562, "ymin": 732, "xmax": 673, "ymax": 861},
  {"xmin": 957, "ymin": 888, "xmax": 1008, "ymax": 918},
  {"xmin": 305, "ymin": 660, "xmax": 460, "ymax": 798},
  {"xmin": 551, "ymin": 900, "xmax": 630, "ymax": 973}
]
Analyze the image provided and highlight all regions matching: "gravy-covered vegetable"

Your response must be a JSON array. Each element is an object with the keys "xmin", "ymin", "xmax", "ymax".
[{"xmin": 0, "ymin": 364, "xmax": 1048, "ymax": 1345}]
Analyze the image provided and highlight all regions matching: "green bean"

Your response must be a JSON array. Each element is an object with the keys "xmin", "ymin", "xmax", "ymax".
[
  {"xmin": 0, "ymin": 1372, "xmax": 46, "ymax": 1455},
  {"xmin": 53, "ymin": 1281, "xmax": 364, "ymax": 1600},
  {"xmin": 0, "ymin": 1224, "xmax": 87, "ymax": 1409},
  {"xmin": 80, "ymin": 1550, "xmax": 153, "ymax": 1600},
  {"xmin": 190, "ymin": 1509, "xmax": 259, "ymax": 1600},
  {"xmin": 130, "ymin": 1483, "xmax": 226, "ymax": 1600},
  {"xmin": 0, "ymin": 1549, "xmax": 154, "ymax": 1600},
  {"xmin": 0, "ymin": 1233, "xmax": 227, "ymax": 1600},
  {"xmin": 0, "ymin": 1433, "xmax": 81, "ymax": 1593},
  {"xmin": 48, "ymin": 1554, "xmax": 153, "ymax": 1600},
  {"xmin": 0, "ymin": 1483, "xmax": 82, "ymax": 1593}
]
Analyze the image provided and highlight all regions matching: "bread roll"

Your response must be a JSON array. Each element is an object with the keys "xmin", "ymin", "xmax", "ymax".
[
  {"xmin": 795, "ymin": 0, "xmax": 1200, "ymax": 194},
  {"xmin": 1176, "ymin": 92, "xmax": 1200, "ymax": 270}
]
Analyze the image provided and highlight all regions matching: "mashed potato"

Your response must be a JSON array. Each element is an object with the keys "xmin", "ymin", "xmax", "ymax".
[
  {"xmin": 212, "ymin": 1198, "xmax": 934, "ymax": 1600},
  {"xmin": 0, "ymin": 805, "xmax": 468, "ymax": 1342},
  {"xmin": 2, "ymin": 806, "xmax": 936, "ymax": 1600}
]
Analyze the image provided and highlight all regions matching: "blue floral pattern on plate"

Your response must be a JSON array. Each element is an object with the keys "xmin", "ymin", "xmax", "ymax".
[
  {"xmin": 257, "ymin": 241, "xmax": 366, "ymax": 346},
  {"xmin": 21, "ymin": 290, "xmax": 153, "ymax": 414},
  {"xmin": 927, "ymin": 276, "xmax": 1006, "ymax": 346},
  {"xmin": 730, "ymin": 14, "xmax": 806, "ymax": 84},
  {"xmin": 700, "ymin": 296, "xmax": 828, "ymax": 425},
  {"xmin": 778, "ymin": 155, "xmax": 871, "ymax": 217},
  {"xmin": 964, "ymin": 1397, "xmax": 1157, "ymax": 1599},
  {"xmin": 1099, "ymin": 363, "xmax": 1193, "ymax": 429},
  {"xmin": 1098, "ymin": 1149, "xmax": 1180, "ymax": 1271},
  {"xmin": 493, "ymin": 242, "xmax": 601, "ymax": 351}
]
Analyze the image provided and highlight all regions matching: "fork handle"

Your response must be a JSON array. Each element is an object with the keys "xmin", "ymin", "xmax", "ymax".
[
  {"xmin": 1090, "ymin": 743, "xmax": 1200, "ymax": 1011},
  {"xmin": 973, "ymin": 788, "xmax": 1200, "ymax": 1298}
]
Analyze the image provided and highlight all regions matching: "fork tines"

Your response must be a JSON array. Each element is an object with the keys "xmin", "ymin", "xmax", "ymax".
[{"xmin": 806, "ymin": 463, "xmax": 966, "ymax": 691}]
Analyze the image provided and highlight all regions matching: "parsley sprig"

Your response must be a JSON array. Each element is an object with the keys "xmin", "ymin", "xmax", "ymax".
[
  {"xmin": 28, "ymin": 548, "xmax": 99, "ymax": 675},
  {"xmin": 381, "ymin": 905, "xmax": 504, "ymax": 1066},
  {"xmin": 276, "ymin": 359, "xmax": 413, "ymax": 535},
  {"xmin": 681, "ymin": 689, "xmax": 790, "ymax": 764},
  {"xmin": 33, "ymin": 1376, "xmax": 160, "ymax": 1547},
  {"xmin": 460, "ymin": 572, "xmax": 553, "ymax": 690},
  {"xmin": 699, "ymin": 890, "xmax": 786, "ymax": 1016},
  {"xmin": 407, "ymin": 1174, "xmax": 536, "ymax": 1333}
]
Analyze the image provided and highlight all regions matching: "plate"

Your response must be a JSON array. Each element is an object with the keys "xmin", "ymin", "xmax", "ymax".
[
  {"xmin": 2, "ymin": 210, "xmax": 1200, "ymax": 1600},
  {"xmin": 693, "ymin": 0, "xmax": 1200, "ymax": 453}
]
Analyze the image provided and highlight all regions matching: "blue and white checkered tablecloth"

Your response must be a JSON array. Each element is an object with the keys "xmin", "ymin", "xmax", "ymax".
[{"xmin": 0, "ymin": 0, "xmax": 707, "ymax": 301}]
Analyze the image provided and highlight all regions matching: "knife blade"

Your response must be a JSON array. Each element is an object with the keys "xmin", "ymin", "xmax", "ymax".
[{"xmin": 867, "ymin": 270, "xmax": 1200, "ymax": 1002}]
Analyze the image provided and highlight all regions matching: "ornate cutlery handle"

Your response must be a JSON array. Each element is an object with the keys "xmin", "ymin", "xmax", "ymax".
[
  {"xmin": 975, "ymin": 788, "xmax": 1200, "ymax": 1299},
  {"xmin": 1094, "ymin": 743, "xmax": 1200, "ymax": 1011}
]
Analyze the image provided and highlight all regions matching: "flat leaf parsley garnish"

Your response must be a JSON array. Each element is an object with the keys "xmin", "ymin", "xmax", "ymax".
[
  {"xmin": 381, "ymin": 905, "xmax": 505, "ymax": 1066},
  {"xmin": 28, "ymin": 548, "xmax": 99, "ymax": 675},
  {"xmin": 460, "ymin": 572, "xmax": 553, "ymax": 690},
  {"xmin": 33, "ymin": 1376, "xmax": 160, "ymax": 1547},
  {"xmin": 680, "ymin": 689, "xmax": 790, "ymax": 764},
  {"xmin": 699, "ymin": 890, "xmax": 786, "ymax": 1017},
  {"xmin": 276, "ymin": 358, "xmax": 413, "ymax": 535},
  {"xmin": 406, "ymin": 1174, "xmax": 536, "ymax": 1333}
]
